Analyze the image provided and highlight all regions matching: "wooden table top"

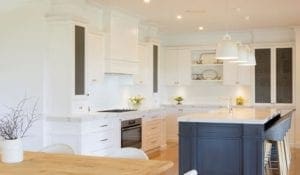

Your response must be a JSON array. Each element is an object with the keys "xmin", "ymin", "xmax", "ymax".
[{"xmin": 0, "ymin": 152, "xmax": 173, "ymax": 175}]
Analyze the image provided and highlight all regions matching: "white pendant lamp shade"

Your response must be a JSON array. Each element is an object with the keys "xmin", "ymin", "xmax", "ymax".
[
  {"xmin": 231, "ymin": 44, "xmax": 250, "ymax": 63},
  {"xmin": 240, "ymin": 50, "xmax": 256, "ymax": 66},
  {"xmin": 216, "ymin": 34, "xmax": 238, "ymax": 60}
]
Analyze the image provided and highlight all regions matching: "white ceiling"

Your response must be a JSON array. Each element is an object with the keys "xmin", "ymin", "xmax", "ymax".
[{"xmin": 96, "ymin": 0, "xmax": 300, "ymax": 34}]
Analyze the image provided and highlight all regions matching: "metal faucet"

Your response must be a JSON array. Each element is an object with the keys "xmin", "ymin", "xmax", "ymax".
[{"xmin": 227, "ymin": 97, "xmax": 233, "ymax": 114}]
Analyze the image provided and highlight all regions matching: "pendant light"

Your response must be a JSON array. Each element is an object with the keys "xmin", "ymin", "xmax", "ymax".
[
  {"xmin": 216, "ymin": 0, "xmax": 238, "ymax": 60},
  {"xmin": 240, "ymin": 32, "xmax": 256, "ymax": 66},
  {"xmin": 216, "ymin": 34, "xmax": 238, "ymax": 60},
  {"xmin": 231, "ymin": 43, "xmax": 250, "ymax": 63},
  {"xmin": 240, "ymin": 49, "xmax": 256, "ymax": 66}
]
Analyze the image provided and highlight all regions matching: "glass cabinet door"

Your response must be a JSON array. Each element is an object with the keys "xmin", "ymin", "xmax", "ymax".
[
  {"xmin": 75, "ymin": 25, "xmax": 85, "ymax": 95},
  {"xmin": 276, "ymin": 48, "xmax": 293, "ymax": 103},
  {"xmin": 255, "ymin": 49, "xmax": 271, "ymax": 103},
  {"xmin": 254, "ymin": 47, "xmax": 293, "ymax": 104}
]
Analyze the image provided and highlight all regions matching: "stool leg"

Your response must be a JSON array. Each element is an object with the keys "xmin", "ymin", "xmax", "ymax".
[
  {"xmin": 279, "ymin": 141, "xmax": 288, "ymax": 175},
  {"xmin": 285, "ymin": 134, "xmax": 291, "ymax": 168}
]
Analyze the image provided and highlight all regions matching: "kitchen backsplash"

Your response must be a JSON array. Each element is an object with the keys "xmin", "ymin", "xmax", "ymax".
[{"xmin": 88, "ymin": 74, "xmax": 252, "ymax": 109}]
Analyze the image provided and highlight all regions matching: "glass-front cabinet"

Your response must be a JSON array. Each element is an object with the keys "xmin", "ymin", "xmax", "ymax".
[{"xmin": 254, "ymin": 46, "xmax": 294, "ymax": 104}]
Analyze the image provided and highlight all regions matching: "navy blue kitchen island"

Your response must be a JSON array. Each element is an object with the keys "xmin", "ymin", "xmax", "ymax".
[{"xmin": 178, "ymin": 108, "xmax": 294, "ymax": 175}]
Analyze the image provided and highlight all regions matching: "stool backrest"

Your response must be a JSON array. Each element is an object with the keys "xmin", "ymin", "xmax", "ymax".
[{"xmin": 265, "ymin": 114, "xmax": 292, "ymax": 141}]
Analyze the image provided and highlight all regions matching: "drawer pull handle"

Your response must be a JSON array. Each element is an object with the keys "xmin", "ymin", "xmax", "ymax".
[
  {"xmin": 151, "ymin": 140, "xmax": 157, "ymax": 144},
  {"xmin": 151, "ymin": 127, "xmax": 157, "ymax": 130},
  {"xmin": 100, "ymin": 125, "xmax": 108, "ymax": 128},
  {"xmin": 100, "ymin": 139, "xmax": 108, "ymax": 142}
]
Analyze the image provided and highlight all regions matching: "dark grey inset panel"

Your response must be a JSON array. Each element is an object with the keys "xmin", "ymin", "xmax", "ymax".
[
  {"xmin": 276, "ymin": 48, "xmax": 293, "ymax": 103},
  {"xmin": 153, "ymin": 45, "xmax": 158, "ymax": 93},
  {"xmin": 255, "ymin": 49, "xmax": 271, "ymax": 103},
  {"xmin": 75, "ymin": 25, "xmax": 85, "ymax": 95}
]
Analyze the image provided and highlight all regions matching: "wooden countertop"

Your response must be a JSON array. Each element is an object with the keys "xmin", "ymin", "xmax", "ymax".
[
  {"xmin": 178, "ymin": 107, "xmax": 295, "ymax": 124},
  {"xmin": 0, "ymin": 152, "xmax": 173, "ymax": 175}
]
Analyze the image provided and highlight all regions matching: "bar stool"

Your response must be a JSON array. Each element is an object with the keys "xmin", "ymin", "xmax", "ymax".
[{"xmin": 264, "ymin": 114, "xmax": 292, "ymax": 175}]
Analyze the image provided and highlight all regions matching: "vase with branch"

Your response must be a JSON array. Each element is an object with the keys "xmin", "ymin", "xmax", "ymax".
[{"xmin": 0, "ymin": 97, "xmax": 40, "ymax": 163}]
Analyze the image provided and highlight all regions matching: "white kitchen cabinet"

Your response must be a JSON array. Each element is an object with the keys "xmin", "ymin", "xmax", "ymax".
[
  {"xmin": 223, "ymin": 61, "xmax": 251, "ymax": 86},
  {"xmin": 46, "ymin": 116, "xmax": 121, "ymax": 156},
  {"xmin": 133, "ymin": 43, "xmax": 152, "ymax": 85},
  {"xmin": 104, "ymin": 10, "xmax": 139, "ymax": 74},
  {"xmin": 86, "ymin": 31, "xmax": 105, "ymax": 85},
  {"xmin": 163, "ymin": 48, "xmax": 191, "ymax": 86}
]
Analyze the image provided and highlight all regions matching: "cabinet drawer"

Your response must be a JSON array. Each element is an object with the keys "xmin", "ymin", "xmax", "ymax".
[
  {"xmin": 143, "ymin": 126, "xmax": 161, "ymax": 137},
  {"xmin": 82, "ymin": 131, "xmax": 113, "ymax": 152},
  {"xmin": 82, "ymin": 119, "xmax": 113, "ymax": 133},
  {"xmin": 143, "ymin": 119, "xmax": 161, "ymax": 130},
  {"xmin": 143, "ymin": 136, "xmax": 161, "ymax": 151}
]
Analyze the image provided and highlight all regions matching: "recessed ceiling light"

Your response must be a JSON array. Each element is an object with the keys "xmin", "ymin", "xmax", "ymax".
[
  {"xmin": 176, "ymin": 15, "xmax": 183, "ymax": 20},
  {"xmin": 143, "ymin": 0, "xmax": 151, "ymax": 3},
  {"xmin": 198, "ymin": 26, "xmax": 204, "ymax": 30},
  {"xmin": 235, "ymin": 8, "xmax": 241, "ymax": 12},
  {"xmin": 245, "ymin": 16, "xmax": 250, "ymax": 20}
]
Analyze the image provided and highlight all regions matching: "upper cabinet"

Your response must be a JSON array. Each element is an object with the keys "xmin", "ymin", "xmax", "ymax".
[
  {"xmin": 254, "ymin": 47, "xmax": 293, "ymax": 104},
  {"xmin": 104, "ymin": 11, "xmax": 139, "ymax": 74},
  {"xmin": 163, "ymin": 48, "xmax": 191, "ymax": 86},
  {"xmin": 134, "ymin": 43, "xmax": 152, "ymax": 85},
  {"xmin": 86, "ymin": 30, "xmax": 105, "ymax": 85},
  {"xmin": 223, "ymin": 62, "xmax": 252, "ymax": 86}
]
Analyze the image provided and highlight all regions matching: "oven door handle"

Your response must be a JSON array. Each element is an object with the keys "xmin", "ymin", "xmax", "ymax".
[{"xmin": 122, "ymin": 125, "xmax": 141, "ymax": 131}]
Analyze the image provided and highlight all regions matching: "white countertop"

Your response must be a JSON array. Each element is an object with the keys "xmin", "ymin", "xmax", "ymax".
[
  {"xmin": 178, "ymin": 107, "xmax": 295, "ymax": 124},
  {"xmin": 46, "ymin": 108, "xmax": 167, "ymax": 122}
]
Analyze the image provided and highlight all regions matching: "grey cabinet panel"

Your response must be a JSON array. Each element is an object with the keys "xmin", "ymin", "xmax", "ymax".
[
  {"xmin": 75, "ymin": 25, "xmax": 85, "ymax": 95},
  {"xmin": 255, "ymin": 49, "xmax": 271, "ymax": 103},
  {"xmin": 153, "ymin": 45, "xmax": 158, "ymax": 93},
  {"xmin": 276, "ymin": 48, "xmax": 293, "ymax": 103}
]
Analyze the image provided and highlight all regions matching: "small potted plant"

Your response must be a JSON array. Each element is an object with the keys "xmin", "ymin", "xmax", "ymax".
[
  {"xmin": 129, "ymin": 95, "xmax": 144, "ymax": 110},
  {"xmin": 0, "ymin": 98, "xmax": 40, "ymax": 163},
  {"xmin": 174, "ymin": 96, "xmax": 184, "ymax": 105}
]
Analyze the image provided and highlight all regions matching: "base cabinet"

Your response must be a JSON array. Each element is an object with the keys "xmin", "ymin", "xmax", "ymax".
[
  {"xmin": 46, "ymin": 117, "xmax": 121, "ymax": 156},
  {"xmin": 142, "ymin": 115, "xmax": 166, "ymax": 152},
  {"xmin": 179, "ymin": 122, "xmax": 265, "ymax": 175}
]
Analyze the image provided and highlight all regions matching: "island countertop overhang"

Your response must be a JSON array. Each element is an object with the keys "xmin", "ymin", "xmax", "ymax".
[{"xmin": 178, "ymin": 107, "xmax": 295, "ymax": 124}]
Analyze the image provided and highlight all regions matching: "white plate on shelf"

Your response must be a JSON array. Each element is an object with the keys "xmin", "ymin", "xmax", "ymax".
[
  {"xmin": 200, "ymin": 53, "xmax": 217, "ymax": 64},
  {"xmin": 201, "ymin": 69, "xmax": 218, "ymax": 80}
]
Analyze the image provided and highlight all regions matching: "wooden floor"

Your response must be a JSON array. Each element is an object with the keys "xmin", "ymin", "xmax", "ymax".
[{"xmin": 149, "ymin": 142, "xmax": 300, "ymax": 175}]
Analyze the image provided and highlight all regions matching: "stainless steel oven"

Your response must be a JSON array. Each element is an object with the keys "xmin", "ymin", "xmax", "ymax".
[{"xmin": 121, "ymin": 118, "xmax": 142, "ymax": 148}]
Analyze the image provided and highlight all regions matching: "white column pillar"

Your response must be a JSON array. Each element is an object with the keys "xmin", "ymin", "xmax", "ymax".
[{"xmin": 294, "ymin": 28, "xmax": 300, "ymax": 148}]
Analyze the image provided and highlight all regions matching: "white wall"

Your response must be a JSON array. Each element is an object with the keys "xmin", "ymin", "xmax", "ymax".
[
  {"xmin": 88, "ymin": 74, "xmax": 158, "ymax": 110},
  {"xmin": 160, "ymin": 85, "xmax": 251, "ymax": 106},
  {"xmin": 0, "ymin": 1, "xmax": 49, "ymax": 150},
  {"xmin": 294, "ymin": 28, "xmax": 300, "ymax": 148}
]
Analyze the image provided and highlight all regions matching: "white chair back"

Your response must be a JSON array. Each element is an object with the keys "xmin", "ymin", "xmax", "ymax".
[
  {"xmin": 41, "ymin": 144, "xmax": 75, "ymax": 154},
  {"xmin": 108, "ymin": 147, "xmax": 149, "ymax": 160},
  {"xmin": 184, "ymin": 169, "xmax": 198, "ymax": 175}
]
